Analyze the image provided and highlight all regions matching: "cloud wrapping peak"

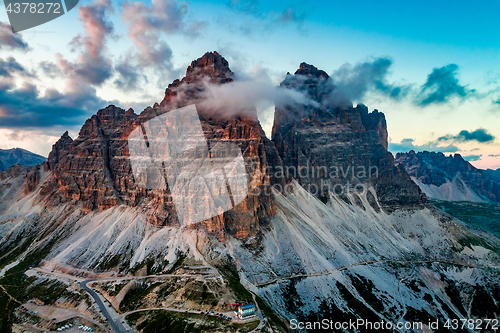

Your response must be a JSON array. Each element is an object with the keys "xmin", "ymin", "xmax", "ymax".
[
  {"xmin": 0, "ymin": 80, "xmax": 110, "ymax": 128},
  {"xmin": 418, "ymin": 64, "xmax": 469, "ymax": 106},
  {"xmin": 438, "ymin": 128, "xmax": 495, "ymax": 143},
  {"xmin": 163, "ymin": 68, "xmax": 318, "ymax": 121},
  {"xmin": 0, "ymin": 22, "xmax": 29, "ymax": 50}
]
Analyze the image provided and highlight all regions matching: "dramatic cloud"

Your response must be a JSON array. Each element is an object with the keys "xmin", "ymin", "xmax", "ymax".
[
  {"xmin": 0, "ymin": 57, "xmax": 29, "ymax": 78},
  {"xmin": 325, "ymin": 59, "xmax": 494, "ymax": 109},
  {"xmin": 438, "ymin": 128, "xmax": 495, "ymax": 143},
  {"xmin": 464, "ymin": 155, "xmax": 482, "ymax": 162},
  {"xmin": 0, "ymin": 81, "xmax": 113, "ymax": 128},
  {"xmin": 114, "ymin": 60, "xmax": 146, "ymax": 91},
  {"xmin": 38, "ymin": 61, "xmax": 63, "ymax": 78},
  {"xmin": 418, "ymin": 64, "xmax": 469, "ymax": 106},
  {"xmin": 56, "ymin": 0, "xmax": 114, "ymax": 85},
  {"xmin": 0, "ymin": 22, "xmax": 29, "ymax": 50},
  {"xmin": 229, "ymin": 0, "xmax": 259, "ymax": 15},
  {"xmin": 332, "ymin": 57, "xmax": 408, "ymax": 102},
  {"xmin": 120, "ymin": 0, "xmax": 203, "ymax": 67},
  {"xmin": 5, "ymin": 131, "xmax": 27, "ymax": 141},
  {"xmin": 389, "ymin": 138, "xmax": 459, "ymax": 153},
  {"xmin": 117, "ymin": 0, "xmax": 205, "ymax": 89}
]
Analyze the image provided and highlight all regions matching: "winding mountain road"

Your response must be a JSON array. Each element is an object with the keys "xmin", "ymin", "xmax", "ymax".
[
  {"xmin": 80, "ymin": 279, "xmax": 128, "ymax": 333},
  {"xmin": 78, "ymin": 271, "xmax": 219, "ymax": 333}
]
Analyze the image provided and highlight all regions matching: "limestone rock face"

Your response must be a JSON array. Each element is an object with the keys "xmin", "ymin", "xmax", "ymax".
[
  {"xmin": 396, "ymin": 150, "xmax": 500, "ymax": 203},
  {"xmin": 25, "ymin": 164, "xmax": 41, "ymax": 194},
  {"xmin": 272, "ymin": 63, "xmax": 426, "ymax": 211},
  {"xmin": 46, "ymin": 52, "xmax": 283, "ymax": 241},
  {"xmin": 44, "ymin": 53, "xmax": 429, "ymax": 242},
  {"xmin": 159, "ymin": 51, "xmax": 234, "ymax": 110}
]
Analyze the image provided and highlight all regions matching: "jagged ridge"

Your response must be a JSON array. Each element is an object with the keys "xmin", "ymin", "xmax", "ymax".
[
  {"xmin": 272, "ymin": 63, "xmax": 427, "ymax": 212},
  {"xmin": 396, "ymin": 150, "xmax": 500, "ymax": 203}
]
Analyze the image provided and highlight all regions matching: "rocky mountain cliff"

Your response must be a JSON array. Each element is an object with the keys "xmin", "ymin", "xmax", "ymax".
[
  {"xmin": 0, "ymin": 148, "xmax": 46, "ymax": 171},
  {"xmin": 45, "ymin": 51, "xmax": 283, "ymax": 243},
  {"xmin": 43, "ymin": 54, "xmax": 428, "ymax": 244},
  {"xmin": 2, "ymin": 52, "xmax": 500, "ymax": 332},
  {"xmin": 396, "ymin": 150, "xmax": 500, "ymax": 203},
  {"xmin": 272, "ymin": 63, "xmax": 426, "ymax": 212}
]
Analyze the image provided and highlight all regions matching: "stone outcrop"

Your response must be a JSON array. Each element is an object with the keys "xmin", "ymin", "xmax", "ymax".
[
  {"xmin": 272, "ymin": 63, "xmax": 426, "ymax": 211},
  {"xmin": 45, "ymin": 52, "xmax": 283, "ymax": 242},
  {"xmin": 396, "ymin": 150, "xmax": 500, "ymax": 203},
  {"xmin": 43, "ymin": 53, "xmax": 430, "ymax": 242},
  {"xmin": 25, "ymin": 164, "xmax": 41, "ymax": 194},
  {"xmin": 0, "ymin": 163, "xmax": 32, "ymax": 181}
]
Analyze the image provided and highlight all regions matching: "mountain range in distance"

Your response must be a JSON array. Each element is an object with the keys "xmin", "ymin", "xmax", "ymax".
[
  {"xmin": 396, "ymin": 150, "xmax": 500, "ymax": 204},
  {"xmin": 0, "ymin": 147, "xmax": 46, "ymax": 172}
]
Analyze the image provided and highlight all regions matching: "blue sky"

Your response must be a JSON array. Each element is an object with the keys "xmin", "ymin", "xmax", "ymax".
[{"xmin": 0, "ymin": 0, "xmax": 499, "ymax": 169}]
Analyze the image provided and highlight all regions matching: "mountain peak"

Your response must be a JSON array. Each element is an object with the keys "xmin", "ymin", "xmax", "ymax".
[
  {"xmin": 185, "ymin": 51, "xmax": 234, "ymax": 83},
  {"xmin": 295, "ymin": 62, "xmax": 329, "ymax": 78},
  {"xmin": 160, "ymin": 51, "xmax": 234, "ymax": 107}
]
